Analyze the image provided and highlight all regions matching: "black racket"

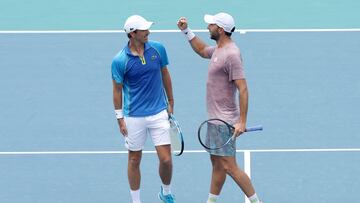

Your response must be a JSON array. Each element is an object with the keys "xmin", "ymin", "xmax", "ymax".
[{"xmin": 198, "ymin": 118, "xmax": 262, "ymax": 150}]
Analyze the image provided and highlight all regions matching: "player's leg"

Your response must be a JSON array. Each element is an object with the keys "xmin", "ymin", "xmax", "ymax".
[
  {"xmin": 147, "ymin": 110, "xmax": 175, "ymax": 202},
  {"xmin": 156, "ymin": 144, "xmax": 173, "ymax": 186},
  {"xmin": 148, "ymin": 110, "xmax": 172, "ymax": 185},
  {"xmin": 221, "ymin": 156, "xmax": 261, "ymax": 203},
  {"xmin": 128, "ymin": 150, "xmax": 142, "ymax": 203},
  {"xmin": 207, "ymin": 154, "xmax": 227, "ymax": 203},
  {"xmin": 124, "ymin": 116, "xmax": 148, "ymax": 203},
  {"xmin": 210, "ymin": 154, "xmax": 227, "ymax": 194},
  {"xmin": 156, "ymin": 144, "xmax": 176, "ymax": 202}
]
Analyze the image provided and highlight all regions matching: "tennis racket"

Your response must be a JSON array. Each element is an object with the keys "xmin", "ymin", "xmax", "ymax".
[
  {"xmin": 198, "ymin": 118, "xmax": 262, "ymax": 150},
  {"xmin": 169, "ymin": 114, "xmax": 184, "ymax": 156}
]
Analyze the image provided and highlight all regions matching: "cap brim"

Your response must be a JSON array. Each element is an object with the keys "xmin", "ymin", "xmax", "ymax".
[
  {"xmin": 137, "ymin": 21, "xmax": 154, "ymax": 30},
  {"xmin": 204, "ymin": 14, "xmax": 216, "ymax": 24}
]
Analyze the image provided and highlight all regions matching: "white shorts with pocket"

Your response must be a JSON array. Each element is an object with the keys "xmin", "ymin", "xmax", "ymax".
[{"xmin": 124, "ymin": 110, "xmax": 170, "ymax": 151}]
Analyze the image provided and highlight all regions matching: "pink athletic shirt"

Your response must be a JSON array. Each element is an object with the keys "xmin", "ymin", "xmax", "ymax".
[{"xmin": 205, "ymin": 41, "xmax": 245, "ymax": 124}]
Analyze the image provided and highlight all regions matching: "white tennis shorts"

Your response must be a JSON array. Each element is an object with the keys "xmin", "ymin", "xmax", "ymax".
[{"xmin": 124, "ymin": 110, "xmax": 170, "ymax": 151}]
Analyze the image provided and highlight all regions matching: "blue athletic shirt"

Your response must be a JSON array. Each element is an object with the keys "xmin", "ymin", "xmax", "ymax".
[{"xmin": 111, "ymin": 40, "xmax": 169, "ymax": 117}]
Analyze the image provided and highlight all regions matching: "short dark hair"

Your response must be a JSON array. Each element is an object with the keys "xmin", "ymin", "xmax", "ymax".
[
  {"xmin": 224, "ymin": 27, "xmax": 235, "ymax": 37},
  {"xmin": 225, "ymin": 31, "xmax": 232, "ymax": 37},
  {"xmin": 127, "ymin": 30, "xmax": 137, "ymax": 38}
]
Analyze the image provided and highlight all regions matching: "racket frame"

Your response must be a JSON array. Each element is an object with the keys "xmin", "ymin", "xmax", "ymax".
[
  {"xmin": 197, "ymin": 118, "xmax": 263, "ymax": 150},
  {"xmin": 169, "ymin": 114, "xmax": 185, "ymax": 156}
]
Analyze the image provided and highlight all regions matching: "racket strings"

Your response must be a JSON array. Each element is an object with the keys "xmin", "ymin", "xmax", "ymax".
[
  {"xmin": 169, "ymin": 117, "xmax": 184, "ymax": 156},
  {"xmin": 169, "ymin": 120, "xmax": 178, "ymax": 135},
  {"xmin": 201, "ymin": 122, "xmax": 232, "ymax": 149}
]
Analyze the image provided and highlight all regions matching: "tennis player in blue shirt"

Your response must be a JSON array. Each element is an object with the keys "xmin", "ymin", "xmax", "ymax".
[{"xmin": 111, "ymin": 15, "xmax": 176, "ymax": 203}]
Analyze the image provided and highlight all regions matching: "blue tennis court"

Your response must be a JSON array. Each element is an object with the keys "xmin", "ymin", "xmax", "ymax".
[{"xmin": 1, "ymin": 1, "xmax": 360, "ymax": 203}]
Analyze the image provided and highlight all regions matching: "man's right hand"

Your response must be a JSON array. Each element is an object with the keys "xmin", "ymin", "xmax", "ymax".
[
  {"xmin": 177, "ymin": 17, "xmax": 188, "ymax": 30},
  {"xmin": 118, "ymin": 118, "xmax": 128, "ymax": 136}
]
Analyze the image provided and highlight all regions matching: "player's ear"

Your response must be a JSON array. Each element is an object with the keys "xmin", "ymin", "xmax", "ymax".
[
  {"xmin": 218, "ymin": 27, "xmax": 225, "ymax": 34},
  {"xmin": 128, "ymin": 30, "xmax": 137, "ymax": 38}
]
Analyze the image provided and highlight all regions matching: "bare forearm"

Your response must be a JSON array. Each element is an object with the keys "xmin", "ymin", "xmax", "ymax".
[
  {"xmin": 113, "ymin": 93, "xmax": 122, "ymax": 109},
  {"xmin": 112, "ymin": 80, "xmax": 123, "ymax": 109},
  {"xmin": 239, "ymin": 87, "xmax": 248, "ymax": 124},
  {"xmin": 189, "ymin": 36, "xmax": 209, "ymax": 58},
  {"xmin": 112, "ymin": 80, "xmax": 127, "ymax": 135},
  {"xmin": 162, "ymin": 68, "xmax": 174, "ymax": 106},
  {"xmin": 235, "ymin": 79, "xmax": 248, "ymax": 124}
]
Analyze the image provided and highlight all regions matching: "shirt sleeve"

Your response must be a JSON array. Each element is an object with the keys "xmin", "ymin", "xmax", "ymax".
[
  {"xmin": 205, "ymin": 46, "xmax": 216, "ymax": 58},
  {"xmin": 111, "ymin": 52, "xmax": 127, "ymax": 84},
  {"xmin": 226, "ymin": 52, "xmax": 245, "ymax": 81}
]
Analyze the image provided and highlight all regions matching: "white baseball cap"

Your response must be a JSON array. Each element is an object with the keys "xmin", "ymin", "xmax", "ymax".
[
  {"xmin": 124, "ymin": 15, "xmax": 153, "ymax": 34},
  {"xmin": 204, "ymin": 12, "xmax": 235, "ymax": 33}
]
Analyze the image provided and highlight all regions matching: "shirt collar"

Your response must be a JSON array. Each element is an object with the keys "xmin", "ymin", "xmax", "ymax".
[{"xmin": 124, "ymin": 41, "xmax": 151, "ymax": 56}]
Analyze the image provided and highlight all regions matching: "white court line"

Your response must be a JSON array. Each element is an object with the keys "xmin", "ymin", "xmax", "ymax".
[
  {"xmin": 1, "ymin": 148, "xmax": 360, "ymax": 155},
  {"xmin": 2, "ymin": 149, "xmax": 356, "ymax": 203},
  {"xmin": 0, "ymin": 28, "xmax": 360, "ymax": 34},
  {"xmin": 244, "ymin": 151, "xmax": 251, "ymax": 178},
  {"xmin": 247, "ymin": 148, "xmax": 360, "ymax": 153}
]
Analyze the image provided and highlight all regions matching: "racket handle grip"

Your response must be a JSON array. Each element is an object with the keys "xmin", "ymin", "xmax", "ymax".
[{"xmin": 245, "ymin": 125, "xmax": 263, "ymax": 132}]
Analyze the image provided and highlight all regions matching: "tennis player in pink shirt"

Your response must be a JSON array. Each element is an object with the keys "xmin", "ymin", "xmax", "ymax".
[{"xmin": 177, "ymin": 12, "xmax": 262, "ymax": 203}]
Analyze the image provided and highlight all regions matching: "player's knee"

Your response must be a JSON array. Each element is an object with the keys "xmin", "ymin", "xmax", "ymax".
[
  {"xmin": 222, "ymin": 164, "xmax": 231, "ymax": 174},
  {"xmin": 160, "ymin": 157, "xmax": 172, "ymax": 167},
  {"xmin": 128, "ymin": 157, "xmax": 141, "ymax": 167},
  {"xmin": 222, "ymin": 164, "xmax": 239, "ymax": 177},
  {"xmin": 221, "ymin": 160, "xmax": 236, "ymax": 175},
  {"xmin": 224, "ymin": 166, "xmax": 236, "ymax": 176}
]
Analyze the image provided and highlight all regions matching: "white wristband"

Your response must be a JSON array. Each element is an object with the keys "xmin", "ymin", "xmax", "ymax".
[
  {"xmin": 182, "ymin": 28, "xmax": 195, "ymax": 41},
  {"xmin": 115, "ymin": 109, "xmax": 123, "ymax": 119}
]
